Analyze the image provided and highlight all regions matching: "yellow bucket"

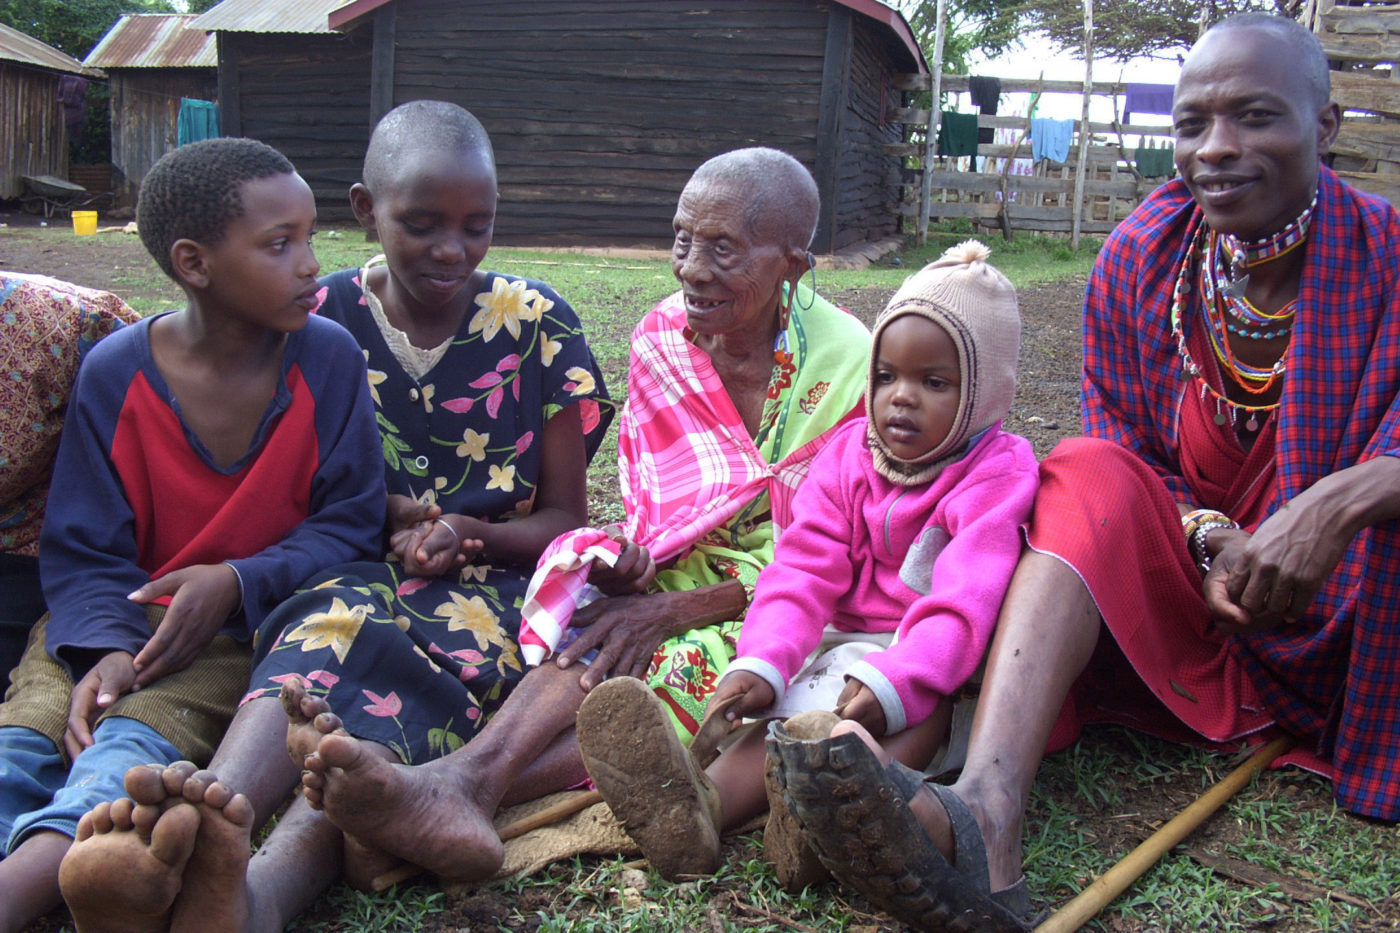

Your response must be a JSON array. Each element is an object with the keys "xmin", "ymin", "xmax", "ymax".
[{"xmin": 72, "ymin": 211, "xmax": 97, "ymax": 236}]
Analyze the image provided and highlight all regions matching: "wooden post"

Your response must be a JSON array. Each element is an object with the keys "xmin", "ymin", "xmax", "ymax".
[
  {"xmin": 1071, "ymin": 0, "xmax": 1093, "ymax": 249},
  {"xmin": 918, "ymin": 0, "xmax": 947, "ymax": 247}
]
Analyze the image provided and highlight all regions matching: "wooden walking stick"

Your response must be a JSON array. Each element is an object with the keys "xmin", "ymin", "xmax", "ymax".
[{"xmin": 1033, "ymin": 734, "xmax": 1297, "ymax": 933}]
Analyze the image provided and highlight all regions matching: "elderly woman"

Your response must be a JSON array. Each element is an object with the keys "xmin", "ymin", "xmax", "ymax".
[{"xmin": 265, "ymin": 147, "xmax": 873, "ymax": 884}]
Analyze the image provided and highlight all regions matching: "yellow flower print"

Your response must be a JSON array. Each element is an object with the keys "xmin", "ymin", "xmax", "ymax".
[
  {"xmin": 526, "ymin": 292, "xmax": 554, "ymax": 321},
  {"xmin": 486, "ymin": 463, "xmax": 516, "ymax": 492},
  {"xmin": 282, "ymin": 597, "xmax": 372, "ymax": 665},
  {"xmin": 436, "ymin": 592, "xmax": 510, "ymax": 652},
  {"xmin": 412, "ymin": 644, "xmax": 443, "ymax": 674},
  {"xmin": 469, "ymin": 277, "xmax": 541, "ymax": 342},
  {"xmin": 456, "ymin": 429, "xmax": 489, "ymax": 461},
  {"xmin": 363, "ymin": 351, "xmax": 386, "ymax": 405},
  {"xmin": 497, "ymin": 640, "xmax": 522, "ymax": 675},
  {"xmin": 461, "ymin": 564, "xmax": 489, "ymax": 583},
  {"xmin": 565, "ymin": 366, "xmax": 596, "ymax": 396},
  {"xmin": 419, "ymin": 383, "xmax": 435, "ymax": 412},
  {"xmin": 540, "ymin": 332, "xmax": 562, "ymax": 367},
  {"xmin": 310, "ymin": 577, "xmax": 347, "ymax": 591}
]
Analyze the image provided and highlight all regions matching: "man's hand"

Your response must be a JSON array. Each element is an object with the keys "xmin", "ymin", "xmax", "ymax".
[
  {"xmin": 835, "ymin": 678, "xmax": 887, "ymax": 737},
  {"xmin": 129, "ymin": 563, "xmax": 241, "ymax": 688},
  {"xmin": 708, "ymin": 670, "xmax": 776, "ymax": 723},
  {"xmin": 66, "ymin": 651, "xmax": 136, "ymax": 759}
]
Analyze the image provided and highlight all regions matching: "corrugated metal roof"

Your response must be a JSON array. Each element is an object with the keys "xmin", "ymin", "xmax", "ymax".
[
  {"xmin": 191, "ymin": 0, "xmax": 352, "ymax": 34},
  {"xmin": 0, "ymin": 22, "xmax": 101, "ymax": 76},
  {"xmin": 84, "ymin": 14, "xmax": 217, "ymax": 69}
]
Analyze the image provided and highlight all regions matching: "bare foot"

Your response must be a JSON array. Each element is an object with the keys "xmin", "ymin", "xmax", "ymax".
[
  {"xmin": 281, "ymin": 678, "xmax": 345, "ymax": 770},
  {"xmin": 303, "ymin": 728, "xmax": 504, "ymax": 881},
  {"xmin": 828, "ymin": 721, "xmax": 1023, "ymax": 891},
  {"xmin": 60, "ymin": 792, "xmax": 199, "ymax": 933},
  {"xmin": 166, "ymin": 769, "xmax": 256, "ymax": 933}
]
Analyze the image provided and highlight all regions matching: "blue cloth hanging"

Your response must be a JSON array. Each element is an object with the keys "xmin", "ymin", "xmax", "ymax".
[
  {"xmin": 177, "ymin": 99, "xmax": 220, "ymax": 146},
  {"xmin": 1030, "ymin": 118, "xmax": 1073, "ymax": 164}
]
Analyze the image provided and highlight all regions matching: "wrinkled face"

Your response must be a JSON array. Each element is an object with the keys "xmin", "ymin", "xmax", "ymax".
[
  {"xmin": 201, "ymin": 171, "xmax": 321, "ymax": 332},
  {"xmin": 1172, "ymin": 26, "xmax": 1338, "ymax": 240},
  {"xmin": 671, "ymin": 178, "xmax": 797, "ymax": 337},
  {"xmin": 356, "ymin": 147, "xmax": 497, "ymax": 316},
  {"xmin": 871, "ymin": 315, "xmax": 961, "ymax": 462}
]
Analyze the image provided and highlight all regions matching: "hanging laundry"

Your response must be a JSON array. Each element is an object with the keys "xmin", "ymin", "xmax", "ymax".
[
  {"xmin": 968, "ymin": 76, "xmax": 1001, "ymax": 146},
  {"xmin": 178, "ymin": 99, "xmax": 221, "ymax": 146},
  {"xmin": 1030, "ymin": 117, "xmax": 1074, "ymax": 164},
  {"xmin": 1124, "ymin": 83, "xmax": 1174, "ymax": 124},
  {"xmin": 937, "ymin": 111, "xmax": 981, "ymax": 166},
  {"xmin": 1134, "ymin": 142, "xmax": 1175, "ymax": 178}
]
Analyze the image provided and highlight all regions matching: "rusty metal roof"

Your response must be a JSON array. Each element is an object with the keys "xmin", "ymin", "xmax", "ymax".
[
  {"xmin": 190, "ymin": 0, "xmax": 351, "ymax": 34},
  {"xmin": 84, "ymin": 15, "xmax": 217, "ymax": 69},
  {"xmin": 0, "ymin": 22, "xmax": 101, "ymax": 76}
]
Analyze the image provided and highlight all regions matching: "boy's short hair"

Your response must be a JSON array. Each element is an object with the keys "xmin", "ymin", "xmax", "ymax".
[
  {"xmin": 362, "ymin": 100, "xmax": 494, "ymax": 195},
  {"xmin": 138, "ymin": 137, "xmax": 296, "ymax": 280}
]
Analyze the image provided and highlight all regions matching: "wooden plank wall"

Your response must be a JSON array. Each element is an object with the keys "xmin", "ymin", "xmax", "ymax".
[
  {"xmin": 1311, "ymin": 0, "xmax": 1400, "ymax": 204},
  {"xmin": 109, "ymin": 69, "xmax": 218, "ymax": 206},
  {"xmin": 223, "ymin": 30, "xmax": 374, "ymax": 222},
  {"xmin": 0, "ymin": 64, "xmax": 68, "ymax": 200},
  {"xmin": 390, "ymin": 0, "xmax": 828, "ymax": 247},
  {"xmin": 832, "ymin": 17, "xmax": 905, "ymax": 250},
  {"xmin": 889, "ymin": 74, "xmax": 1170, "ymax": 236}
]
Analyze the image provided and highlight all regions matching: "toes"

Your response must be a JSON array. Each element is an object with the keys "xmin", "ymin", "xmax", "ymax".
[
  {"xmin": 128, "ymin": 800, "xmax": 161, "ymax": 839},
  {"xmin": 74, "ymin": 805, "xmax": 103, "ymax": 841},
  {"xmin": 160, "ymin": 760, "xmax": 200, "ymax": 797},
  {"xmin": 123, "ymin": 763, "xmax": 170, "ymax": 802},
  {"xmin": 180, "ymin": 768, "xmax": 222, "ymax": 804},
  {"xmin": 279, "ymin": 677, "xmax": 308, "ymax": 720},
  {"xmin": 311, "ymin": 708, "xmax": 343, "ymax": 737},
  {"xmin": 146, "ymin": 804, "xmax": 201, "ymax": 868}
]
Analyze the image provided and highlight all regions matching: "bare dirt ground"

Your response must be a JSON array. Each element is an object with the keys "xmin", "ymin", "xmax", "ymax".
[{"xmin": 5, "ymin": 217, "xmax": 1395, "ymax": 933}]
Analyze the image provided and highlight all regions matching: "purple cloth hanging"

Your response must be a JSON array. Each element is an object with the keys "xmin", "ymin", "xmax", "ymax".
[{"xmin": 1124, "ymin": 83, "xmax": 1174, "ymax": 124}]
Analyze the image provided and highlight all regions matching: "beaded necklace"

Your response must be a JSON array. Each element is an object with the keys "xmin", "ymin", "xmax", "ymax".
[
  {"xmin": 1169, "ymin": 226, "xmax": 1282, "ymax": 432},
  {"xmin": 1202, "ymin": 194, "xmax": 1315, "ymax": 341}
]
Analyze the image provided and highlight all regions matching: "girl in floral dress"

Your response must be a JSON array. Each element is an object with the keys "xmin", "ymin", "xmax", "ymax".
[{"xmin": 243, "ymin": 103, "xmax": 612, "ymax": 764}]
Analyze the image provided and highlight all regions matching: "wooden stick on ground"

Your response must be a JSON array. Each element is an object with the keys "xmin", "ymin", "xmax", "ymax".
[{"xmin": 1033, "ymin": 734, "xmax": 1297, "ymax": 933}]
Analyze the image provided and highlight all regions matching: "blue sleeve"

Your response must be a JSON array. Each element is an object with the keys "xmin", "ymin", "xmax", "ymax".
[
  {"xmin": 224, "ymin": 317, "xmax": 385, "ymax": 635},
  {"xmin": 40, "ymin": 325, "xmax": 153, "ymax": 660}
]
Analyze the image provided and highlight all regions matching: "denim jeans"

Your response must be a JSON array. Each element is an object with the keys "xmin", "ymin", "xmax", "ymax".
[{"xmin": 0, "ymin": 716, "xmax": 181, "ymax": 852}]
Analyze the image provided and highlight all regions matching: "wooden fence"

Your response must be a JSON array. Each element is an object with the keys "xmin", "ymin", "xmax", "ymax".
[{"xmin": 885, "ymin": 74, "xmax": 1171, "ymax": 238}]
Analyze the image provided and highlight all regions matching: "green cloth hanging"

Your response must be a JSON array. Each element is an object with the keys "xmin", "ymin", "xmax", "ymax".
[
  {"xmin": 937, "ymin": 111, "xmax": 980, "ymax": 158},
  {"xmin": 1135, "ymin": 144, "xmax": 1175, "ymax": 178},
  {"xmin": 177, "ymin": 99, "xmax": 220, "ymax": 146}
]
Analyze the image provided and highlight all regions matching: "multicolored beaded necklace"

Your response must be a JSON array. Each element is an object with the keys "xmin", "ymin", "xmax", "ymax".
[{"xmin": 1169, "ymin": 198, "xmax": 1314, "ymax": 432}]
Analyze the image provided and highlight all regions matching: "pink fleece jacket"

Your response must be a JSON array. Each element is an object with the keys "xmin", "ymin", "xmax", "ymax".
[{"xmin": 729, "ymin": 417, "xmax": 1038, "ymax": 733}]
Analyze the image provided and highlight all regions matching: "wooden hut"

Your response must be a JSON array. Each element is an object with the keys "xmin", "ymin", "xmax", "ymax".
[
  {"xmin": 0, "ymin": 23, "xmax": 101, "ymax": 201},
  {"xmin": 1307, "ymin": 0, "xmax": 1400, "ymax": 204},
  {"xmin": 83, "ymin": 14, "xmax": 218, "ymax": 208},
  {"xmin": 190, "ymin": 0, "xmax": 925, "ymax": 251}
]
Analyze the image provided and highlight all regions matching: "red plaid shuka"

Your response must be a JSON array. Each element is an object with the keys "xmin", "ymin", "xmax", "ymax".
[{"xmin": 1035, "ymin": 168, "xmax": 1400, "ymax": 820}]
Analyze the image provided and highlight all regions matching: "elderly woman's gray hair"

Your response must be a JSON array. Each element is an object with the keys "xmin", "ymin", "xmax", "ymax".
[{"xmin": 687, "ymin": 148, "xmax": 819, "ymax": 251}]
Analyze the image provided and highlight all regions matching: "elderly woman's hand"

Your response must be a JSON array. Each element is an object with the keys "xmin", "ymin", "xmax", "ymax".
[{"xmin": 557, "ymin": 579, "xmax": 748, "ymax": 691}]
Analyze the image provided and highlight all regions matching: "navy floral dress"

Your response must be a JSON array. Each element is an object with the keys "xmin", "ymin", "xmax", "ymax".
[{"xmin": 244, "ymin": 263, "xmax": 612, "ymax": 763}]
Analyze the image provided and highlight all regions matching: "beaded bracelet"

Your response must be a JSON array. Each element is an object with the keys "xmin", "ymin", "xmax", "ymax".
[
  {"xmin": 1181, "ymin": 508, "xmax": 1232, "ymax": 540},
  {"xmin": 1189, "ymin": 519, "xmax": 1238, "ymax": 572}
]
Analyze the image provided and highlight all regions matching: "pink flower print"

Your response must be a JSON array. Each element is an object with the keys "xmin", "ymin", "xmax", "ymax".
[
  {"xmin": 497, "ymin": 354, "xmax": 521, "ymax": 373},
  {"xmin": 441, "ymin": 397, "xmax": 475, "ymax": 414},
  {"xmin": 514, "ymin": 431, "xmax": 534, "ymax": 456},
  {"xmin": 448, "ymin": 648, "xmax": 485, "ymax": 664},
  {"xmin": 396, "ymin": 577, "xmax": 431, "ymax": 597},
  {"xmin": 304, "ymin": 670, "xmax": 340, "ymax": 689},
  {"xmin": 579, "ymin": 399, "xmax": 601, "ymax": 434},
  {"xmin": 487, "ymin": 386, "xmax": 504, "ymax": 418},
  {"xmin": 268, "ymin": 673, "xmax": 305, "ymax": 686},
  {"xmin": 470, "ymin": 372, "xmax": 504, "ymax": 390},
  {"xmin": 361, "ymin": 689, "xmax": 402, "ymax": 718},
  {"xmin": 466, "ymin": 707, "xmax": 481, "ymax": 721}
]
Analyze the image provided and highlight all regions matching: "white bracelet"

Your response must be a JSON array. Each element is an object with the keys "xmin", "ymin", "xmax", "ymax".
[{"xmin": 435, "ymin": 518, "xmax": 459, "ymax": 543}]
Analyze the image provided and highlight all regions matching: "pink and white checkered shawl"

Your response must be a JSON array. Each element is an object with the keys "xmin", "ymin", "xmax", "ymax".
[{"xmin": 519, "ymin": 289, "xmax": 870, "ymax": 665}]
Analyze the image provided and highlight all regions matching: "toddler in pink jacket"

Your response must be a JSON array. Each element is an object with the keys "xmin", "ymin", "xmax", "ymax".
[{"xmin": 576, "ymin": 241, "xmax": 1038, "ymax": 882}]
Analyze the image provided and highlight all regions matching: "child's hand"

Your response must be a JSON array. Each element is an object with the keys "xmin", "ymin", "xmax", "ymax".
[
  {"xmin": 386, "ymin": 494, "xmax": 441, "ymax": 538},
  {"xmin": 129, "ymin": 563, "xmax": 241, "ymax": 689},
  {"xmin": 65, "ymin": 650, "xmax": 136, "ymax": 759},
  {"xmin": 390, "ymin": 516, "xmax": 483, "ymax": 577},
  {"xmin": 835, "ymin": 678, "xmax": 887, "ymax": 738},
  {"xmin": 588, "ymin": 530, "xmax": 657, "ymax": 596},
  {"xmin": 708, "ymin": 670, "xmax": 776, "ymax": 724}
]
